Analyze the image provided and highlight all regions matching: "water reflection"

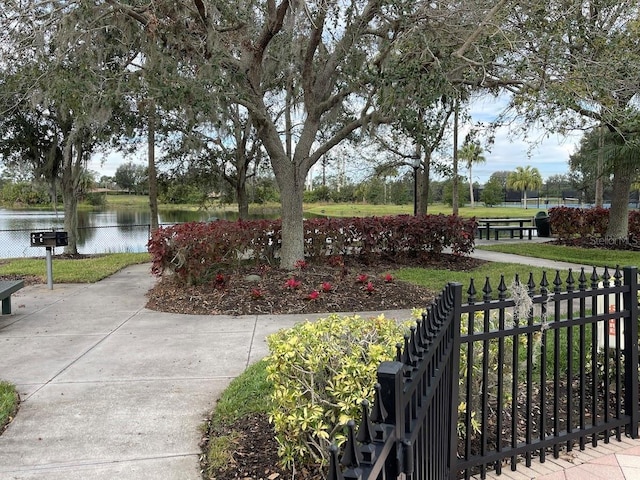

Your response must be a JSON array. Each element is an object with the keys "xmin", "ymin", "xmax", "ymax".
[{"xmin": 0, "ymin": 207, "xmax": 282, "ymax": 258}]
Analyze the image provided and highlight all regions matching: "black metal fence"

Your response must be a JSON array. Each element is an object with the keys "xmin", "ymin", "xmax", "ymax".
[{"xmin": 329, "ymin": 266, "xmax": 640, "ymax": 480}]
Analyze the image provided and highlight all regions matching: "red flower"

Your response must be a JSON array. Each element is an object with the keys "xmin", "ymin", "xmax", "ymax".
[
  {"xmin": 250, "ymin": 288, "xmax": 263, "ymax": 299},
  {"xmin": 307, "ymin": 290, "xmax": 320, "ymax": 300},
  {"xmin": 284, "ymin": 277, "xmax": 301, "ymax": 290},
  {"xmin": 384, "ymin": 273, "xmax": 393, "ymax": 283},
  {"xmin": 321, "ymin": 282, "xmax": 332, "ymax": 293},
  {"xmin": 364, "ymin": 282, "xmax": 375, "ymax": 293},
  {"xmin": 294, "ymin": 259, "xmax": 308, "ymax": 270},
  {"xmin": 356, "ymin": 274, "xmax": 368, "ymax": 283}
]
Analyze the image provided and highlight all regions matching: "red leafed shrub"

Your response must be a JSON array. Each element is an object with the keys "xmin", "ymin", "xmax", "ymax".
[
  {"xmin": 148, "ymin": 220, "xmax": 282, "ymax": 284},
  {"xmin": 628, "ymin": 211, "xmax": 640, "ymax": 238},
  {"xmin": 548, "ymin": 207, "xmax": 585, "ymax": 239},
  {"xmin": 549, "ymin": 206, "xmax": 640, "ymax": 241},
  {"xmin": 148, "ymin": 215, "xmax": 477, "ymax": 285}
]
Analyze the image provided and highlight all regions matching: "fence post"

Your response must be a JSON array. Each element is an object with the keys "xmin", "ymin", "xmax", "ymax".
[
  {"xmin": 623, "ymin": 266, "xmax": 639, "ymax": 438},
  {"xmin": 448, "ymin": 283, "xmax": 463, "ymax": 477},
  {"xmin": 377, "ymin": 361, "xmax": 405, "ymax": 478}
]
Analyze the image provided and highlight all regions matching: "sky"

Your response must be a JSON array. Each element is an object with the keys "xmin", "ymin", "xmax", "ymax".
[
  {"xmin": 87, "ymin": 95, "xmax": 585, "ymax": 186},
  {"xmin": 463, "ymin": 95, "xmax": 583, "ymax": 184}
]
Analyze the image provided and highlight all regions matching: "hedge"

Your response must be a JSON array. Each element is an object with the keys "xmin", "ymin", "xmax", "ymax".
[
  {"xmin": 549, "ymin": 206, "xmax": 640, "ymax": 240},
  {"xmin": 148, "ymin": 214, "xmax": 477, "ymax": 285}
]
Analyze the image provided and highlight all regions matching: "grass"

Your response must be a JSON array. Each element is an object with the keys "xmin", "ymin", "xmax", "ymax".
[
  {"xmin": 209, "ymin": 359, "xmax": 273, "ymax": 427},
  {"xmin": 477, "ymin": 243, "xmax": 640, "ymax": 269},
  {"xmin": 0, "ymin": 252, "xmax": 150, "ymax": 283},
  {"xmin": 98, "ymin": 196, "xmax": 544, "ymax": 219},
  {"xmin": 393, "ymin": 262, "xmax": 553, "ymax": 298},
  {"xmin": 0, "ymin": 381, "xmax": 19, "ymax": 433},
  {"xmin": 304, "ymin": 203, "xmax": 544, "ymax": 219},
  {"xmin": 203, "ymin": 359, "xmax": 272, "ymax": 475}
]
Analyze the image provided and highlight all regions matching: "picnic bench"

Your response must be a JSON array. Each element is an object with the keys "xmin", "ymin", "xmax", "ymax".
[
  {"xmin": 0, "ymin": 280, "xmax": 24, "ymax": 315},
  {"xmin": 477, "ymin": 217, "xmax": 535, "ymax": 240},
  {"xmin": 490, "ymin": 225, "xmax": 536, "ymax": 240}
]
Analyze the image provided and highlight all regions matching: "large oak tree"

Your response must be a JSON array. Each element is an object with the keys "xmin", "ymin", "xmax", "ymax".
[{"xmin": 97, "ymin": 0, "xmax": 513, "ymax": 267}]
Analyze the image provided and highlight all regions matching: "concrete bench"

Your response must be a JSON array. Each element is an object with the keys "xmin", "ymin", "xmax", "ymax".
[
  {"xmin": 492, "ymin": 225, "xmax": 536, "ymax": 240},
  {"xmin": 0, "ymin": 280, "xmax": 24, "ymax": 315}
]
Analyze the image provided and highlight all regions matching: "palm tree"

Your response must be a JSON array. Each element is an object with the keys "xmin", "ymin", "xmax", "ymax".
[
  {"xmin": 458, "ymin": 140, "xmax": 486, "ymax": 208},
  {"xmin": 507, "ymin": 166, "xmax": 543, "ymax": 209}
]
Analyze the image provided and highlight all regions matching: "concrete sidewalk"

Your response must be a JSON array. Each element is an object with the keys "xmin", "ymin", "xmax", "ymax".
[{"xmin": 0, "ymin": 263, "xmax": 411, "ymax": 479}]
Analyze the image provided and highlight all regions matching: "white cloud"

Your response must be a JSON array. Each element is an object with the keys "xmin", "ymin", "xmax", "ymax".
[{"xmin": 467, "ymin": 95, "xmax": 583, "ymax": 183}]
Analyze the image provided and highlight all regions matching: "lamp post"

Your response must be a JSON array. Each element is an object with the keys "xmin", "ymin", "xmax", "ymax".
[{"xmin": 413, "ymin": 157, "xmax": 421, "ymax": 216}]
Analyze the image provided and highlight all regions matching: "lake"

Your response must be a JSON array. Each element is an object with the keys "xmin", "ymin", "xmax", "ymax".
[{"xmin": 0, "ymin": 207, "xmax": 280, "ymax": 259}]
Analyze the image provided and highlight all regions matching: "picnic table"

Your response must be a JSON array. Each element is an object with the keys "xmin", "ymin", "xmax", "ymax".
[
  {"xmin": 0, "ymin": 280, "xmax": 24, "ymax": 315},
  {"xmin": 477, "ymin": 217, "xmax": 535, "ymax": 240}
]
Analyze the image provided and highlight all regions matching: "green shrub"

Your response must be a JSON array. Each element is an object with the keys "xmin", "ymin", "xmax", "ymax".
[{"xmin": 265, "ymin": 313, "xmax": 411, "ymax": 469}]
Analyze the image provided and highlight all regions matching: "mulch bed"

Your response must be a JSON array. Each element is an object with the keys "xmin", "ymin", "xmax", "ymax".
[{"xmin": 145, "ymin": 253, "xmax": 484, "ymax": 316}]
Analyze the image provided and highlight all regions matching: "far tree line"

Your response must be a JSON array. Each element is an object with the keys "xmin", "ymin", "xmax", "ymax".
[{"xmin": 1, "ymin": 154, "xmax": 627, "ymax": 211}]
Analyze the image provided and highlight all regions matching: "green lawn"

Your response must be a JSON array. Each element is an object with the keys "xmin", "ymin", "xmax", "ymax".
[
  {"xmin": 202, "ymin": 360, "xmax": 272, "ymax": 476},
  {"xmin": 0, "ymin": 381, "xmax": 18, "ymax": 433},
  {"xmin": 0, "ymin": 253, "xmax": 150, "ymax": 283},
  {"xmin": 99, "ymin": 196, "xmax": 542, "ymax": 220},
  {"xmin": 477, "ymin": 243, "xmax": 640, "ymax": 269},
  {"xmin": 393, "ymin": 261, "xmax": 555, "ymax": 299},
  {"xmin": 304, "ymin": 203, "xmax": 543, "ymax": 219}
]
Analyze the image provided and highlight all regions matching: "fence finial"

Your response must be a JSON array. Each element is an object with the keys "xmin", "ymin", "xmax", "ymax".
[
  {"xmin": 409, "ymin": 326, "xmax": 420, "ymax": 359},
  {"xmin": 527, "ymin": 272, "xmax": 536, "ymax": 295},
  {"xmin": 482, "ymin": 277, "xmax": 492, "ymax": 302},
  {"xmin": 370, "ymin": 383, "xmax": 388, "ymax": 424},
  {"xmin": 578, "ymin": 268, "xmax": 587, "ymax": 290},
  {"xmin": 467, "ymin": 278, "xmax": 477, "ymax": 303},
  {"xmin": 591, "ymin": 266, "xmax": 600, "ymax": 288},
  {"xmin": 402, "ymin": 334, "xmax": 416, "ymax": 367},
  {"xmin": 540, "ymin": 271, "xmax": 549, "ymax": 295},
  {"xmin": 553, "ymin": 270, "xmax": 563, "ymax": 293},
  {"xmin": 327, "ymin": 444, "xmax": 345, "ymax": 480},
  {"xmin": 395, "ymin": 343, "xmax": 403, "ymax": 362},
  {"xmin": 566, "ymin": 268, "xmax": 575, "ymax": 291},
  {"xmin": 602, "ymin": 266, "xmax": 610, "ymax": 286},
  {"xmin": 614, "ymin": 265, "xmax": 623, "ymax": 286},
  {"xmin": 416, "ymin": 316, "xmax": 427, "ymax": 348},
  {"xmin": 340, "ymin": 420, "xmax": 362, "ymax": 468},
  {"xmin": 356, "ymin": 400, "xmax": 374, "ymax": 445},
  {"xmin": 498, "ymin": 274, "xmax": 507, "ymax": 300}
]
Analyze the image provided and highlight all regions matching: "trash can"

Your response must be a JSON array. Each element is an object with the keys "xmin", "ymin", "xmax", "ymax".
[{"xmin": 534, "ymin": 211, "xmax": 551, "ymax": 237}]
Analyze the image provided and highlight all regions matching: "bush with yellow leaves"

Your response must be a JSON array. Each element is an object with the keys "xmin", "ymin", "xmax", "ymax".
[{"xmin": 265, "ymin": 313, "xmax": 411, "ymax": 470}]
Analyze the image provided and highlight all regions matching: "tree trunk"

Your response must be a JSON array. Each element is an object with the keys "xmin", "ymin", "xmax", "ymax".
[
  {"xmin": 237, "ymin": 178, "xmax": 249, "ymax": 219},
  {"xmin": 148, "ymin": 101, "xmax": 159, "ymax": 231},
  {"xmin": 523, "ymin": 191, "xmax": 528, "ymax": 209},
  {"xmin": 419, "ymin": 153, "xmax": 430, "ymax": 214},
  {"xmin": 468, "ymin": 164, "xmax": 475, "ymax": 208},
  {"xmin": 254, "ymin": 110, "xmax": 310, "ymax": 269},
  {"xmin": 278, "ymin": 177, "xmax": 305, "ymax": 269},
  {"xmin": 606, "ymin": 163, "xmax": 632, "ymax": 239},
  {"xmin": 61, "ymin": 143, "xmax": 79, "ymax": 255},
  {"xmin": 452, "ymin": 103, "xmax": 459, "ymax": 215},
  {"xmin": 595, "ymin": 124, "xmax": 604, "ymax": 207}
]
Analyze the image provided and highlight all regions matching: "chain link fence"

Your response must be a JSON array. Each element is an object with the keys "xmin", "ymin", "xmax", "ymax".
[{"xmin": 1, "ymin": 224, "xmax": 155, "ymax": 258}]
